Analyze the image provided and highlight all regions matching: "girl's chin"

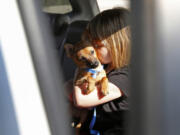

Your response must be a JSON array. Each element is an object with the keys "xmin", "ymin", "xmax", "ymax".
[{"xmin": 101, "ymin": 61, "xmax": 111, "ymax": 65}]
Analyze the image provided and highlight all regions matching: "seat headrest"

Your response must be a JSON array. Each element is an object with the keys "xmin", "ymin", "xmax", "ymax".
[{"xmin": 66, "ymin": 20, "xmax": 89, "ymax": 44}]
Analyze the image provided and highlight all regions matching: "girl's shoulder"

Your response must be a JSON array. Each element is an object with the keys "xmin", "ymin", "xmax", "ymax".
[
  {"xmin": 107, "ymin": 66, "xmax": 130, "ymax": 98},
  {"xmin": 107, "ymin": 66, "xmax": 129, "ymax": 77}
]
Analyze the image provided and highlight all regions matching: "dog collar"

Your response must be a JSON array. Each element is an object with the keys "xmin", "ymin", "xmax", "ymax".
[{"xmin": 84, "ymin": 65, "xmax": 104, "ymax": 79}]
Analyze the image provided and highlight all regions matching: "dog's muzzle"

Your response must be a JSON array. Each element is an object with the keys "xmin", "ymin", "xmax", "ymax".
[{"xmin": 86, "ymin": 61, "xmax": 99, "ymax": 68}]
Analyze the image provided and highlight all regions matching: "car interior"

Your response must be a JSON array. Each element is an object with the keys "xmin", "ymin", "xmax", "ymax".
[
  {"xmin": 13, "ymin": 0, "xmax": 130, "ymax": 134},
  {"xmin": 44, "ymin": 0, "xmax": 100, "ymax": 81},
  {"xmin": 2, "ymin": 0, "xmax": 180, "ymax": 135},
  {"xmin": 42, "ymin": 1, "xmax": 129, "ymax": 134}
]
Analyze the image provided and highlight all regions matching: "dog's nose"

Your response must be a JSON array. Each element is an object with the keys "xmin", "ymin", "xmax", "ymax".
[{"xmin": 91, "ymin": 61, "xmax": 99, "ymax": 68}]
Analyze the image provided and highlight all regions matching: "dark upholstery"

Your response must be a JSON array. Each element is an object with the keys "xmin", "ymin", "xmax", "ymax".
[
  {"xmin": 46, "ymin": 13, "xmax": 89, "ymax": 81},
  {"xmin": 59, "ymin": 20, "xmax": 89, "ymax": 81}
]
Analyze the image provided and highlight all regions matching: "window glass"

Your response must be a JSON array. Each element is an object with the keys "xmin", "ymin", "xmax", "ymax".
[
  {"xmin": 42, "ymin": 0, "xmax": 72, "ymax": 14},
  {"xmin": 96, "ymin": 0, "xmax": 130, "ymax": 11}
]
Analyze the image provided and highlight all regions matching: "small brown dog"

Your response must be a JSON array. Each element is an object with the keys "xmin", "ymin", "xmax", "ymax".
[
  {"xmin": 64, "ymin": 40, "xmax": 108, "ymax": 96},
  {"xmin": 64, "ymin": 36, "xmax": 109, "ymax": 134}
]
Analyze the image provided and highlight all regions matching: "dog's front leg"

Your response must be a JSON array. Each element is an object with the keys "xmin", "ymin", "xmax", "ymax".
[
  {"xmin": 75, "ymin": 75, "xmax": 88, "ymax": 86},
  {"xmin": 75, "ymin": 79, "xmax": 84, "ymax": 86},
  {"xmin": 85, "ymin": 76, "xmax": 95, "ymax": 94},
  {"xmin": 100, "ymin": 77, "xmax": 109, "ymax": 96}
]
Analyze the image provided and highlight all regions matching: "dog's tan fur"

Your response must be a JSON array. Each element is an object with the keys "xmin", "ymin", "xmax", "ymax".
[
  {"xmin": 64, "ymin": 40, "xmax": 108, "ymax": 95},
  {"xmin": 64, "ymin": 36, "xmax": 109, "ymax": 134}
]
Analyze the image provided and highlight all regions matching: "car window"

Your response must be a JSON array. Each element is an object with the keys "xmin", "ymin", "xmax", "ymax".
[
  {"xmin": 96, "ymin": 0, "xmax": 130, "ymax": 11},
  {"xmin": 42, "ymin": 0, "xmax": 72, "ymax": 14}
]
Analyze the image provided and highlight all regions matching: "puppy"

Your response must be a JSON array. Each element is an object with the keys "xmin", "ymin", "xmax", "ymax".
[
  {"xmin": 64, "ymin": 40, "xmax": 108, "ymax": 95},
  {"xmin": 64, "ymin": 37, "xmax": 109, "ymax": 134}
]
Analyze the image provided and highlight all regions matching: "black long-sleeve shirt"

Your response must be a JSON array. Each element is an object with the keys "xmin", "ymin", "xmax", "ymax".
[{"xmin": 83, "ymin": 66, "xmax": 130, "ymax": 135}]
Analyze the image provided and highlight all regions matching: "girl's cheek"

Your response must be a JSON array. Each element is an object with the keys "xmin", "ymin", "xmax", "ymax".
[{"xmin": 96, "ymin": 47, "xmax": 112, "ymax": 64}]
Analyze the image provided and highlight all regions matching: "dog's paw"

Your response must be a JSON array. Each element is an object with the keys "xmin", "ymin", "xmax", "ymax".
[
  {"xmin": 71, "ymin": 122, "xmax": 76, "ymax": 128},
  {"xmin": 100, "ymin": 77, "xmax": 109, "ymax": 96},
  {"xmin": 76, "ymin": 123, "xmax": 82, "ymax": 128},
  {"xmin": 83, "ymin": 89, "xmax": 92, "ymax": 95},
  {"xmin": 71, "ymin": 122, "xmax": 82, "ymax": 129},
  {"xmin": 101, "ymin": 89, "xmax": 109, "ymax": 96}
]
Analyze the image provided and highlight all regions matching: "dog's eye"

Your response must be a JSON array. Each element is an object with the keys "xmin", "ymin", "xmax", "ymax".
[
  {"xmin": 79, "ymin": 56, "xmax": 86, "ymax": 61},
  {"xmin": 90, "ymin": 50, "xmax": 94, "ymax": 54}
]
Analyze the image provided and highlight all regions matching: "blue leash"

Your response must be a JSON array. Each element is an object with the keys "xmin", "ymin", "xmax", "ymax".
[
  {"xmin": 89, "ymin": 107, "xmax": 100, "ymax": 135},
  {"xmin": 85, "ymin": 66, "xmax": 103, "ymax": 134}
]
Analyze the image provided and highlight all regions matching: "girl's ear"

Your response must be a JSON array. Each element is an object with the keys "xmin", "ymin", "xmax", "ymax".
[{"xmin": 64, "ymin": 43, "xmax": 74, "ymax": 58}]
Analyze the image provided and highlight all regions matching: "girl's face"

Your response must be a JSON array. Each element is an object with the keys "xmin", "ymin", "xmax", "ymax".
[
  {"xmin": 94, "ymin": 41, "xmax": 112, "ymax": 64},
  {"xmin": 96, "ymin": 47, "xmax": 112, "ymax": 64}
]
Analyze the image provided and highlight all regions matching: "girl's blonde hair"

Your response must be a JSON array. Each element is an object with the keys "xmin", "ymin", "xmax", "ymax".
[{"xmin": 87, "ymin": 8, "xmax": 131, "ymax": 69}]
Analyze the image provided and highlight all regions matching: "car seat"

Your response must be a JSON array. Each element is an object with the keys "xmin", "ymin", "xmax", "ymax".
[
  {"xmin": 59, "ymin": 20, "xmax": 89, "ymax": 81},
  {"xmin": 45, "ymin": 0, "xmax": 99, "ymax": 82},
  {"xmin": 46, "ymin": 13, "xmax": 89, "ymax": 81}
]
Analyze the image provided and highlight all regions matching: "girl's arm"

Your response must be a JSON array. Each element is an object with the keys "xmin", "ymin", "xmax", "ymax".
[{"xmin": 73, "ymin": 82, "xmax": 122, "ymax": 108}]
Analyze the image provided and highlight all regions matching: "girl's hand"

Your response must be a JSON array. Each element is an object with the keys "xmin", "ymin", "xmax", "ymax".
[
  {"xmin": 80, "ymin": 82, "xmax": 88, "ymax": 89},
  {"xmin": 78, "ymin": 81, "xmax": 89, "ymax": 95}
]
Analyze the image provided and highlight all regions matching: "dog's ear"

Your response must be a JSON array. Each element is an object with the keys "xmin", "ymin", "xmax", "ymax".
[{"xmin": 64, "ymin": 43, "xmax": 74, "ymax": 58}]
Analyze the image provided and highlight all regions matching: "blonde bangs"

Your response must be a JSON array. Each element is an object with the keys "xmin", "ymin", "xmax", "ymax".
[{"xmin": 105, "ymin": 26, "xmax": 131, "ymax": 69}]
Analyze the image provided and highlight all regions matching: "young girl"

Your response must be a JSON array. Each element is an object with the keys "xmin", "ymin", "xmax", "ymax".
[{"xmin": 68, "ymin": 8, "xmax": 130, "ymax": 135}]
